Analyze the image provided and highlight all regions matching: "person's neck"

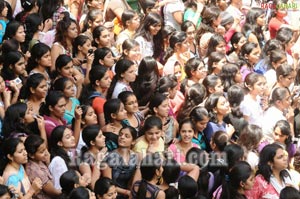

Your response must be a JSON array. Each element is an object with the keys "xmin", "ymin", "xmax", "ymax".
[
  {"xmin": 49, "ymin": 114, "xmax": 62, "ymax": 121},
  {"xmin": 29, "ymin": 95, "xmax": 44, "ymax": 103},
  {"xmin": 237, "ymin": 187, "xmax": 245, "ymax": 195},
  {"xmin": 249, "ymin": 92, "xmax": 258, "ymax": 101},
  {"xmin": 66, "ymin": 39, "xmax": 73, "ymax": 51},
  {"xmin": 120, "ymin": 79, "xmax": 129, "ymax": 84},
  {"xmin": 111, "ymin": 120, "xmax": 122, "ymax": 128},
  {"xmin": 148, "ymin": 177, "xmax": 158, "ymax": 186},
  {"xmin": 127, "ymin": 112, "xmax": 134, "ymax": 118},
  {"xmin": 179, "ymin": 141, "xmax": 192, "ymax": 149},
  {"xmin": 77, "ymin": 52, "xmax": 85, "ymax": 60},
  {"xmin": 9, "ymin": 162, "xmax": 21, "ymax": 170},
  {"xmin": 273, "ymin": 169, "xmax": 283, "ymax": 185},
  {"xmin": 216, "ymin": 114, "xmax": 224, "ymax": 124},
  {"xmin": 89, "ymin": 146, "xmax": 100, "ymax": 156},
  {"xmin": 117, "ymin": 147, "xmax": 130, "ymax": 156},
  {"xmin": 190, "ymin": 76, "xmax": 200, "ymax": 83},
  {"xmin": 35, "ymin": 65, "xmax": 46, "ymax": 73},
  {"xmin": 126, "ymin": 27, "xmax": 136, "ymax": 34}
]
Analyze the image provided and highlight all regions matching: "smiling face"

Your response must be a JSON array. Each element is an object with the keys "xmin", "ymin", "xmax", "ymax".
[
  {"xmin": 179, "ymin": 122, "xmax": 194, "ymax": 144},
  {"xmin": 149, "ymin": 23, "xmax": 162, "ymax": 36}
]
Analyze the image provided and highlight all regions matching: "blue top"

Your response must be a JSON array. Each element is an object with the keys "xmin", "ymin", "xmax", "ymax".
[
  {"xmin": 6, "ymin": 165, "xmax": 26, "ymax": 195},
  {"xmin": 203, "ymin": 122, "xmax": 226, "ymax": 143},
  {"xmin": 0, "ymin": 20, "xmax": 8, "ymax": 44},
  {"xmin": 63, "ymin": 97, "xmax": 80, "ymax": 125}
]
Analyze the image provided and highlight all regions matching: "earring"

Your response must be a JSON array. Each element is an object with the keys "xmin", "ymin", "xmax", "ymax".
[{"xmin": 157, "ymin": 176, "xmax": 163, "ymax": 185}]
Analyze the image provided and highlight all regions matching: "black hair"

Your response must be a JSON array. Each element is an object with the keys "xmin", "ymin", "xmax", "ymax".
[
  {"xmin": 137, "ymin": 153, "xmax": 162, "ymax": 199},
  {"xmin": 178, "ymin": 175, "xmax": 198, "ymax": 199},
  {"xmin": 256, "ymin": 143, "xmax": 289, "ymax": 183},
  {"xmin": 139, "ymin": 115, "xmax": 163, "ymax": 136},
  {"xmin": 280, "ymin": 186, "xmax": 300, "ymax": 199},
  {"xmin": 92, "ymin": 47, "xmax": 113, "ymax": 67},
  {"xmin": 24, "ymin": 134, "xmax": 44, "ymax": 157},
  {"xmin": 24, "ymin": 13, "xmax": 43, "ymax": 51},
  {"xmin": 0, "ymin": 138, "xmax": 22, "ymax": 175},
  {"xmin": 40, "ymin": 90, "xmax": 65, "ymax": 116},
  {"xmin": 73, "ymin": 34, "xmax": 91, "ymax": 55},
  {"xmin": 81, "ymin": 124, "xmax": 101, "ymax": 159},
  {"xmin": 19, "ymin": 73, "xmax": 46, "ymax": 100},
  {"xmin": 60, "ymin": 169, "xmax": 80, "ymax": 195},
  {"xmin": 49, "ymin": 125, "xmax": 71, "ymax": 167},
  {"xmin": 1, "ymin": 51, "xmax": 25, "ymax": 80},
  {"xmin": 27, "ymin": 42, "xmax": 51, "ymax": 73},
  {"xmin": 103, "ymin": 98, "xmax": 122, "ymax": 124},
  {"xmin": 69, "ymin": 187, "xmax": 90, "ymax": 199},
  {"xmin": 94, "ymin": 177, "xmax": 115, "ymax": 197}
]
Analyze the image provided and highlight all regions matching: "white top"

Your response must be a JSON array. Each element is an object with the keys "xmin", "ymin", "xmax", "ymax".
[
  {"xmin": 262, "ymin": 106, "xmax": 286, "ymax": 142},
  {"xmin": 135, "ymin": 36, "xmax": 154, "ymax": 59},
  {"xmin": 48, "ymin": 156, "xmax": 68, "ymax": 190},
  {"xmin": 240, "ymin": 94, "xmax": 263, "ymax": 127},
  {"xmin": 163, "ymin": 0, "xmax": 184, "ymax": 31},
  {"xmin": 111, "ymin": 81, "xmax": 133, "ymax": 99},
  {"xmin": 264, "ymin": 69, "xmax": 276, "ymax": 91},
  {"xmin": 247, "ymin": 151, "xmax": 259, "ymax": 170},
  {"xmin": 226, "ymin": 5, "xmax": 244, "ymax": 20}
]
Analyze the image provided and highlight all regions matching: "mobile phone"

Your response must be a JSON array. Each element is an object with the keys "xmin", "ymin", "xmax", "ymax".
[
  {"xmin": 88, "ymin": 49, "xmax": 93, "ymax": 55},
  {"xmin": 12, "ymin": 77, "xmax": 22, "ymax": 85}
]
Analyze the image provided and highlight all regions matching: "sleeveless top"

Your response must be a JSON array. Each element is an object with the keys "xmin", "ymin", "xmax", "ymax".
[{"xmin": 131, "ymin": 180, "xmax": 160, "ymax": 199}]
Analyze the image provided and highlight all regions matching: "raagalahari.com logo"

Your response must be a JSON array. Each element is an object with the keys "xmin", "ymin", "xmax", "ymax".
[{"xmin": 260, "ymin": 2, "xmax": 299, "ymax": 9}]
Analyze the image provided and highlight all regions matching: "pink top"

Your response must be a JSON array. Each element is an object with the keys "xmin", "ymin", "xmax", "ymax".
[
  {"xmin": 168, "ymin": 143, "xmax": 199, "ymax": 163},
  {"xmin": 44, "ymin": 115, "xmax": 67, "ymax": 139},
  {"xmin": 245, "ymin": 174, "xmax": 279, "ymax": 199}
]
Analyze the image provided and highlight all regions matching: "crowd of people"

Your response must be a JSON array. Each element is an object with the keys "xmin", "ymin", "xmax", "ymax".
[{"xmin": 0, "ymin": 0, "xmax": 300, "ymax": 198}]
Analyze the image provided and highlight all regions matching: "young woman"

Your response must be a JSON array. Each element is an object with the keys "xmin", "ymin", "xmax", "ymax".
[
  {"xmin": 134, "ymin": 12, "xmax": 163, "ymax": 59},
  {"xmin": 207, "ymin": 51, "xmax": 227, "ymax": 76},
  {"xmin": 189, "ymin": 106, "xmax": 210, "ymax": 151},
  {"xmin": 27, "ymin": 42, "xmax": 51, "ymax": 85},
  {"xmin": 72, "ymin": 34, "xmax": 94, "ymax": 84},
  {"xmin": 118, "ymin": 91, "xmax": 144, "ymax": 132},
  {"xmin": 228, "ymin": 32, "xmax": 246, "ymax": 63},
  {"xmin": 82, "ymin": 9, "xmax": 103, "ymax": 41},
  {"xmin": 2, "ymin": 102, "xmax": 46, "ymax": 142},
  {"xmin": 92, "ymin": 47, "xmax": 115, "ymax": 70},
  {"xmin": 242, "ymin": 7, "xmax": 265, "ymax": 50},
  {"xmin": 79, "ymin": 125, "xmax": 106, "ymax": 190},
  {"xmin": 273, "ymin": 120, "xmax": 296, "ymax": 164},
  {"xmin": 163, "ymin": 31, "xmax": 190, "ymax": 81},
  {"xmin": 219, "ymin": 63, "xmax": 243, "ymax": 93},
  {"xmin": 55, "ymin": 54, "xmax": 84, "ymax": 98},
  {"xmin": 133, "ymin": 116, "xmax": 165, "ymax": 154},
  {"xmin": 202, "ymin": 75, "xmax": 224, "ymax": 100},
  {"xmin": 80, "ymin": 65, "xmax": 111, "ymax": 126},
  {"xmin": 94, "ymin": 177, "xmax": 117, "ymax": 199},
  {"xmin": 116, "ymin": 10, "xmax": 140, "ymax": 53},
  {"xmin": 102, "ymin": 126, "xmax": 138, "ymax": 198},
  {"xmin": 79, "ymin": 65, "xmax": 111, "ymax": 127},
  {"xmin": 204, "ymin": 92, "xmax": 234, "ymax": 145},
  {"xmin": 121, "ymin": 39, "xmax": 141, "ymax": 64},
  {"xmin": 149, "ymin": 93, "xmax": 178, "ymax": 145},
  {"xmin": 272, "ymin": 63, "xmax": 295, "ymax": 93},
  {"xmin": 240, "ymin": 72, "xmax": 266, "ymax": 127},
  {"xmin": 239, "ymin": 42, "xmax": 261, "ymax": 80},
  {"xmin": 19, "ymin": 73, "xmax": 48, "ymax": 115},
  {"xmin": 183, "ymin": 0, "xmax": 204, "ymax": 28},
  {"xmin": 3, "ymin": 21, "xmax": 26, "ymax": 53},
  {"xmin": 132, "ymin": 56, "xmax": 160, "ymax": 106},
  {"xmin": 0, "ymin": 0, "xmax": 8, "ymax": 44},
  {"xmin": 181, "ymin": 21, "xmax": 198, "ymax": 57},
  {"xmin": 220, "ymin": 161, "xmax": 254, "ymax": 199},
  {"xmin": 1, "ymin": 138, "xmax": 42, "ymax": 199},
  {"xmin": 24, "ymin": 135, "xmax": 62, "ymax": 198},
  {"xmin": 131, "ymin": 153, "xmax": 165, "ymax": 199},
  {"xmin": 205, "ymin": 33, "xmax": 227, "ymax": 59},
  {"xmin": 177, "ymin": 83, "xmax": 206, "ymax": 123},
  {"xmin": 106, "ymin": 59, "xmax": 136, "ymax": 99},
  {"xmin": 196, "ymin": 6, "xmax": 222, "ymax": 57},
  {"xmin": 48, "ymin": 125, "xmax": 76, "ymax": 190},
  {"xmin": 52, "ymin": 77, "xmax": 80, "ymax": 125},
  {"xmin": 245, "ymin": 144, "xmax": 295, "ymax": 199},
  {"xmin": 262, "ymin": 87, "xmax": 293, "ymax": 143},
  {"xmin": 51, "ymin": 15, "xmax": 78, "ymax": 71},
  {"xmin": 92, "ymin": 25, "xmax": 111, "ymax": 49},
  {"xmin": 237, "ymin": 125, "xmax": 263, "ymax": 170},
  {"xmin": 75, "ymin": 105, "xmax": 98, "ymax": 154},
  {"xmin": 1, "ymin": 51, "xmax": 26, "ymax": 85},
  {"xmin": 168, "ymin": 118, "xmax": 199, "ymax": 163},
  {"xmin": 101, "ymin": 99, "xmax": 127, "ymax": 151},
  {"xmin": 41, "ymin": 90, "xmax": 67, "ymax": 139},
  {"xmin": 264, "ymin": 49, "xmax": 287, "ymax": 92},
  {"xmin": 180, "ymin": 57, "xmax": 207, "ymax": 95}
]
